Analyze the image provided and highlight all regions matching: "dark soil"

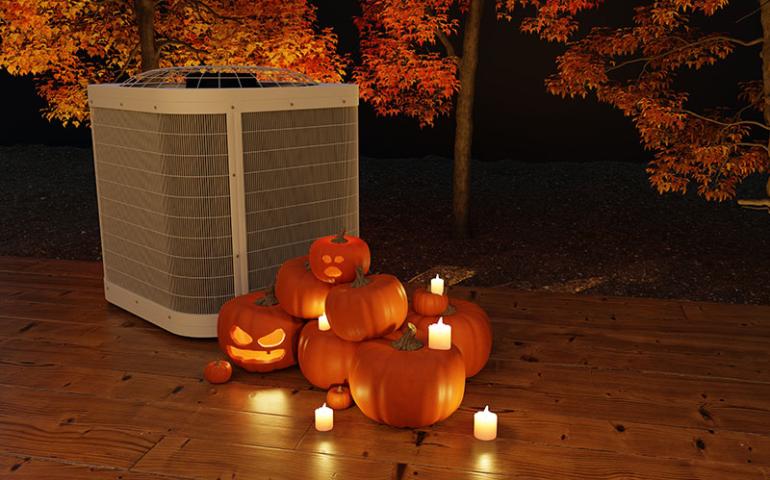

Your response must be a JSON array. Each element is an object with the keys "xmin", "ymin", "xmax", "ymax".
[{"xmin": 3, "ymin": 145, "xmax": 770, "ymax": 304}]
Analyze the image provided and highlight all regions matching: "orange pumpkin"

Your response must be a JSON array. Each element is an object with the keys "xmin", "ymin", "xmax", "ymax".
[
  {"xmin": 217, "ymin": 289, "xmax": 304, "ymax": 373},
  {"xmin": 326, "ymin": 385, "xmax": 353, "ymax": 410},
  {"xmin": 297, "ymin": 319, "xmax": 359, "ymax": 389},
  {"xmin": 275, "ymin": 255, "xmax": 331, "ymax": 318},
  {"xmin": 325, "ymin": 267, "xmax": 408, "ymax": 342},
  {"xmin": 412, "ymin": 287, "xmax": 449, "ymax": 316},
  {"xmin": 309, "ymin": 231, "xmax": 371, "ymax": 284},
  {"xmin": 349, "ymin": 324, "xmax": 465, "ymax": 428},
  {"xmin": 204, "ymin": 360, "xmax": 232, "ymax": 384},
  {"xmin": 408, "ymin": 298, "xmax": 492, "ymax": 378}
]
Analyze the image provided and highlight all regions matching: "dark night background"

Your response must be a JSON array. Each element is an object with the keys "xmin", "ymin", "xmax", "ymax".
[{"xmin": 0, "ymin": 1, "xmax": 761, "ymax": 162}]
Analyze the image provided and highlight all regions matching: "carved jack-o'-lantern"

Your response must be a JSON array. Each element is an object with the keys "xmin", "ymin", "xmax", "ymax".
[
  {"xmin": 309, "ymin": 231, "xmax": 371, "ymax": 284},
  {"xmin": 217, "ymin": 289, "xmax": 303, "ymax": 373}
]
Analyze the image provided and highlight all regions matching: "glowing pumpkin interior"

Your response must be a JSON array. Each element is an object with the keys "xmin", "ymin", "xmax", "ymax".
[
  {"xmin": 226, "ymin": 326, "xmax": 287, "ymax": 364},
  {"xmin": 321, "ymin": 254, "xmax": 346, "ymax": 279}
]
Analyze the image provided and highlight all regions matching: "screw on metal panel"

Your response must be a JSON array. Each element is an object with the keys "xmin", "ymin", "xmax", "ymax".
[
  {"xmin": 232, "ymin": 173, "xmax": 236, "ymax": 177},
  {"xmin": 342, "ymin": 100, "xmax": 346, "ymax": 104},
  {"xmin": 290, "ymin": 102, "xmax": 294, "ymax": 106},
  {"xmin": 168, "ymin": 315, "xmax": 171, "ymax": 319},
  {"xmin": 231, "ymin": 105, "xmax": 235, "ymax": 109},
  {"xmin": 153, "ymin": 105, "xmax": 157, "ymax": 110},
  {"xmin": 120, "ymin": 102, "xmax": 123, "ymax": 106}
]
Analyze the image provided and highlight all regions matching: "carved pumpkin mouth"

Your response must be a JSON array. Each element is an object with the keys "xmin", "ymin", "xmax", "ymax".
[
  {"xmin": 226, "ymin": 345, "xmax": 286, "ymax": 364},
  {"xmin": 323, "ymin": 266, "xmax": 342, "ymax": 278}
]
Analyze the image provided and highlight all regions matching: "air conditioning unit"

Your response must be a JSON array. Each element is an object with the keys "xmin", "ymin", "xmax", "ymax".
[{"xmin": 88, "ymin": 66, "xmax": 359, "ymax": 338}]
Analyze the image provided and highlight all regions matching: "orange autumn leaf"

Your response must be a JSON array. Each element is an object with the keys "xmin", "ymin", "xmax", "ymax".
[
  {"xmin": 0, "ymin": 0, "xmax": 347, "ymax": 127},
  {"xmin": 508, "ymin": 0, "xmax": 768, "ymax": 201}
]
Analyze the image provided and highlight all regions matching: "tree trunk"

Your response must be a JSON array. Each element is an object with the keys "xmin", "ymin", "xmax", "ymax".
[
  {"xmin": 761, "ymin": 0, "xmax": 770, "ymax": 196},
  {"xmin": 135, "ymin": 0, "xmax": 159, "ymax": 72},
  {"xmin": 452, "ymin": 0, "xmax": 484, "ymax": 238}
]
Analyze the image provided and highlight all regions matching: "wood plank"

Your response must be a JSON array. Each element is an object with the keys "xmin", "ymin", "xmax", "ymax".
[
  {"xmin": 133, "ymin": 435, "xmax": 506, "ymax": 480},
  {"xmin": 297, "ymin": 421, "xmax": 766, "ymax": 479},
  {"xmin": 0, "ymin": 385, "xmax": 309, "ymax": 450},
  {"xmin": 0, "ymin": 256, "xmax": 103, "ymax": 279},
  {"xmin": 0, "ymin": 415, "xmax": 161, "ymax": 469},
  {"xmin": 0, "ymin": 455, "xmax": 183, "ymax": 479}
]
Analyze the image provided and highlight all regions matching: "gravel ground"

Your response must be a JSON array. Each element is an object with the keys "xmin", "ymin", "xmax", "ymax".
[{"xmin": 3, "ymin": 145, "xmax": 770, "ymax": 304}]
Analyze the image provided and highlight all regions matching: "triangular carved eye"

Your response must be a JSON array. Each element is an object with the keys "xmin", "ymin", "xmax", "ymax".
[
  {"xmin": 257, "ymin": 329, "xmax": 286, "ymax": 348},
  {"xmin": 230, "ymin": 326, "xmax": 253, "ymax": 347}
]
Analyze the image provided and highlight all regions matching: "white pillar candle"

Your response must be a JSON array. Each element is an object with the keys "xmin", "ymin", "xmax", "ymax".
[
  {"xmin": 318, "ymin": 313, "xmax": 331, "ymax": 331},
  {"xmin": 474, "ymin": 406, "xmax": 498, "ymax": 441},
  {"xmin": 429, "ymin": 274, "xmax": 445, "ymax": 295},
  {"xmin": 428, "ymin": 317, "xmax": 452, "ymax": 350},
  {"xmin": 315, "ymin": 403, "xmax": 333, "ymax": 431}
]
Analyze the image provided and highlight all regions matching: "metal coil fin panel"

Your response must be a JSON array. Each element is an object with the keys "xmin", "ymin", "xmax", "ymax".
[
  {"xmin": 91, "ymin": 108, "xmax": 235, "ymax": 314},
  {"xmin": 241, "ymin": 107, "xmax": 359, "ymax": 290}
]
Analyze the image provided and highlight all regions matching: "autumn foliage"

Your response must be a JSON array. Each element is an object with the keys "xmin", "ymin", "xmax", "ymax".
[
  {"xmin": 514, "ymin": 0, "xmax": 769, "ymax": 201},
  {"xmin": 0, "ymin": 0, "xmax": 346, "ymax": 126}
]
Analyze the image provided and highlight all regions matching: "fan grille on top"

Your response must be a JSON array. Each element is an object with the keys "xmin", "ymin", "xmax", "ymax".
[{"xmin": 120, "ymin": 66, "xmax": 318, "ymax": 89}]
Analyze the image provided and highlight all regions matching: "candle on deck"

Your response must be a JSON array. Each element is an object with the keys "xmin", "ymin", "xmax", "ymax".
[
  {"xmin": 429, "ymin": 274, "xmax": 445, "ymax": 295},
  {"xmin": 427, "ymin": 317, "xmax": 452, "ymax": 350},
  {"xmin": 315, "ymin": 403, "xmax": 333, "ymax": 431},
  {"xmin": 318, "ymin": 313, "xmax": 331, "ymax": 331},
  {"xmin": 474, "ymin": 406, "xmax": 498, "ymax": 441}
]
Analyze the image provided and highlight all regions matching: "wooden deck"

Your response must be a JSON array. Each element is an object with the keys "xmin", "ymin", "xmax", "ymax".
[{"xmin": 0, "ymin": 257, "xmax": 769, "ymax": 479}]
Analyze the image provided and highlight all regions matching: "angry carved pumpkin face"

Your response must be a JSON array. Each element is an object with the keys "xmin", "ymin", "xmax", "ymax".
[{"xmin": 217, "ymin": 290, "xmax": 303, "ymax": 373}]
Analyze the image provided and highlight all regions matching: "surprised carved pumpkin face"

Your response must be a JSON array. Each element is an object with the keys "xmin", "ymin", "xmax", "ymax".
[
  {"xmin": 217, "ymin": 290, "xmax": 303, "ymax": 373},
  {"xmin": 309, "ymin": 232, "xmax": 371, "ymax": 284}
]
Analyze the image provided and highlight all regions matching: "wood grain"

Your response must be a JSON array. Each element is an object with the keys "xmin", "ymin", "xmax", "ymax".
[{"xmin": 0, "ymin": 257, "xmax": 768, "ymax": 479}]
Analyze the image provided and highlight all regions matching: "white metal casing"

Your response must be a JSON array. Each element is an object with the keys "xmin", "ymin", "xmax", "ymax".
[{"xmin": 88, "ymin": 81, "xmax": 359, "ymax": 338}]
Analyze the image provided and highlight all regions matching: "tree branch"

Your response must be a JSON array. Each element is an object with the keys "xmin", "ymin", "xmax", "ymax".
[
  {"xmin": 115, "ymin": 42, "xmax": 140, "ymax": 81},
  {"xmin": 682, "ymin": 109, "xmax": 770, "ymax": 132},
  {"xmin": 436, "ymin": 30, "xmax": 458, "ymax": 59},
  {"xmin": 606, "ymin": 36, "xmax": 763, "ymax": 74},
  {"xmin": 736, "ymin": 0, "xmax": 770, "ymax": 24},
  {"xmin": 157, "ymin": 37, "xmax": 207, "ymax": 54},
  {"xmin": 736, "ymin": 142, "xmax": 770, "ymax": 153}
]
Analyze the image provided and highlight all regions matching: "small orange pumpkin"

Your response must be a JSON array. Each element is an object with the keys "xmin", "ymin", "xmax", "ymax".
[
  {"xmin": 204, "ymin": 360, "xmax": 232, "ymax": 384},
  {"xmin": 408, "ymin": 298, "xmax": 492, "ymax": 378},
  {"xmin": 349, "ymin": 323, "xmax": 465, "ymax": 428},
  {"xmin": 217, "ymin": 289, "xmax": 304, "ymax": 373},
  {"xmin": 412, "ymin": 287, "xmax": 449, "ymax": 316},
  {"xmin": 275, "ymin": 255, "xmax": 332, "ymax": 318},
  {"xmin": 297, "ymin": 319, "xmax": 359, "ymax": 389},
  {"xmin": 325, "ymin": 267, "xmax": 408, "ymax": 342},
  {"xmin": 326, "ymin": 385, "xmax": 353, "ymax": 410},
  {"xmin": 309, "ymin": 231, "xmax": 371, "ymax": 284}
]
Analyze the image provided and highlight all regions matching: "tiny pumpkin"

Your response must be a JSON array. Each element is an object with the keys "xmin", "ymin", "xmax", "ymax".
[
  {"xmin": 409, "ymin": 298, "xmax": 492, "ymax": 378},
  {"xmin": 326, "ymin": 385, "xmax": 353, "ymax": 410},
  {"xmin": 309, "ymin": 231, "xmax": 371, "ymax": 284},
  {"xmin": 275, "ymin": 255, "xmax": 332, "ymax": 318},
  {"xmin": 412, "ymin": 287, "xmax": 449, "ymax": 316},
  {"xmin": 325, "ymin": 266, "xmax": 408, "ymax": 342},
  {"xmin": 297, "ymin": 319, "xmax": 360, "ymax": 389},
  {"xmin": 217, "ymin": 289, "xmax": 304, "ymax": 373},
  {"xmin": 204, "ymin": 360, "xmax": 232, "ymax": 384},
  {"xmin": 349, "ymin": 323, "xmax": 465, "ymax": 428}
]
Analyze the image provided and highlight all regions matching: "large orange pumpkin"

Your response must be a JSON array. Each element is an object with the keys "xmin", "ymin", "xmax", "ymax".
[
  {"xmin": 275, "ymin": 255, "xmax": 331, "ymax": 319},
  {"xmin": 349, "ymin": 323, "xmax": 465, "ymax": 428},
  {"xmin": 309, "ymin": 231, "xmax": 371, "ymax": 284},
  {"xmin": 325, "ymin": 267, "xmax": 408, "ymax": 342},
  {"xmin": 412, "ymin": 287, "xmax": 449, "ymax": 316},
  {"xmin": 408, "ymin": 298, "xmax": 492, "ymax": 378},
  {"xmin": 217, "ymin": 290, "xmax": 303, "ymax": 373},
  {"xmin": 297, "ymin": 319, "xmax": 359, "ymax": 389}
]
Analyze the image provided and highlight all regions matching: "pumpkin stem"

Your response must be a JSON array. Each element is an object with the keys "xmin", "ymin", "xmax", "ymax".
[
  {"xmin": 441, "ymin": 303, "xmax": 457, "ymax": 316},
  {"xmin": 391, "ymin": 322, "xmax": 423, "ymax": 351},
  {"xmin": 351, "ymin": 266, "xmax": 371, "ymax": 288},
  {"xmin": 331, "ymin": 230, "xmax": 347, "ymax": 244},
  {"xmin": 255, "ymin": 285, "xmax": 280, "ymax": 307}
]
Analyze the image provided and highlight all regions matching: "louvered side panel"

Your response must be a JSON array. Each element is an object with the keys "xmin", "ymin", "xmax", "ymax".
[
  {"xmin": 241, "ymin": 107, "xmax": 359, "ymax": 290},
  {"xmin": 91, "ymin": 108, "xmax": 235, "ymax": 314}
]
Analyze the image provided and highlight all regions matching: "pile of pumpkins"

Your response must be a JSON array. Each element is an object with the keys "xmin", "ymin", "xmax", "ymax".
[{"xmin": 212, "ymin": 232, "xmax": 492, "ymax": 428}]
